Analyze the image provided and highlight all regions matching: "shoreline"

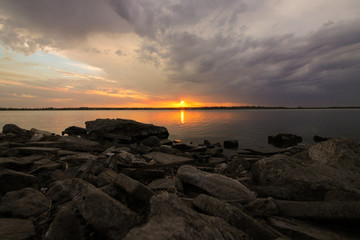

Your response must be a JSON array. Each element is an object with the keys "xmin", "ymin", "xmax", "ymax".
[{"xmin": 1, "ymin": 119, "xmax": 359, "ymax": 239}]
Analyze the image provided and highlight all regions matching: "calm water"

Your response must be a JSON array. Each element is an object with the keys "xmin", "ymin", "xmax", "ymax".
[{"xmin": 0, "ymin": 109, "xmax": 359, "ymax": 148}]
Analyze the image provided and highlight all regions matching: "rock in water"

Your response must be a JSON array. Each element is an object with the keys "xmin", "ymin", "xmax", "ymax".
[
  {"xmin": 62, "ymin": 126, "xmax": 87, "ymax": 136},
  {"xmin": 177, "ymin": 165, "xmax": 256, "ymax": 200},
  {"xmin": 0, "ymin": 188, "xmax": 50, "ymax": 218},
  {"xmin": 124, "ymin": 193, "xmax": 248, "ymax": 240},
  {"xmin": 85, "ymin": 118, "xmax": 169, "ymax": 142},
  {"xmin": 268, "ymin": 134, "xmax": 302, "ymax": 148}
]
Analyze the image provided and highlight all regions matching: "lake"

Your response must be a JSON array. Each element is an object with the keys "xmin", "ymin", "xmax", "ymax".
[{"xmin": 0, "ymin": 109, "xmax": 359, "ymax": 148}]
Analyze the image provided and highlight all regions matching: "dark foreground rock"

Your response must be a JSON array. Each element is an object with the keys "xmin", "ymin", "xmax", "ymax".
[
  {"xmin": 1, "ymin": 122, "xmax": 359, "ymax": 240},
  {"xmin": 268, "ymin": 133, "xmax": 302, "ymax": 148}
]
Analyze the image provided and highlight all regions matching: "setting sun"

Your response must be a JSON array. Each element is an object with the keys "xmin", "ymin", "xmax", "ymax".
[{"xmin": 180, "ymin": 101, "xmax": 185, "ymax": 105}]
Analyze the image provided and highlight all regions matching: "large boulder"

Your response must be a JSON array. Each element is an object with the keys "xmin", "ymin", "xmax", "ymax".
[
  {"xmin": 124, "ymin": 193, "xmax": 248, "ymax": 240},
  {"xmin": 0, "ymin": 169, "xmax": 36, "ymax": 194},
  {"xmin": 85, "ymin": 118, "xmax": 169, "ymax": 142},
  {"xmin": 2, "ymin": 124, "xmax": 29, "ymax": 136},
  {"xmin": 56, "ymin": 136, "xmax": 105, "ymax": 152},
  {"xmin": 0, "ymin": 188, "xmax": 50, "ymax": 218},
  {"xmin": 0, "ymin": 218, "xmax": 36, "ymax": 240},
  {"xmin": 177, "ymin": 165, "xmax": 256, "ymax": 201},
  {"xmin": 268, "ymin": 134, "xmax": 302, "ymax": 148}
]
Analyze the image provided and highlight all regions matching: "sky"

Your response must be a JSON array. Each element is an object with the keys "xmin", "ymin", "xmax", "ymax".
[{"xmin": 0, "ymin": 0, "xmax": 359, "ymax": 108}]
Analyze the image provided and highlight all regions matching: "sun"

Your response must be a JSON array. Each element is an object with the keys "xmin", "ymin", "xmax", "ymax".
[{"xmin": 180, "ymin": 100, "xmax": 185, "ymax": 105}]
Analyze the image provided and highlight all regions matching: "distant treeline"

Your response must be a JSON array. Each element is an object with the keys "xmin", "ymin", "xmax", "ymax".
[{"xmin": 1, "ymin": 106, "xmax": 360, "ymax": 111}]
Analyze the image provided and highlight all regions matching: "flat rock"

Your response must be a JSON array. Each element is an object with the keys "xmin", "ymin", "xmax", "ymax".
[
  {"xmin": 13, "ymin": 147, "xmax": 60, "ymax": 155},
  {"xmin": 147, "ymin": 177, "xmax": 183, "ymax": 193},
  {"xmin": 0, "ymin": 157, "xmax": 33, "ymax": 170},
  {"xmin": 144, "ymin": 151, "xmax": 193, "ymax": 165},
  {"xmin": 0, "ymin": 218, "xmax": 36, "ymax": 240},
  {"xmin": 124, "ymin": 193, "xmax": 248, "ymax": 240},
  {"xmin": 56, "ymin": 136, "xmax": 105, "ymax": 152},
  {"xmin": 177, "ymin": 165, "xmax": 256, "ymax": 200},
  {"xmin": 116, "ymin": 173, "xmax": 155, "ymax": 203},
  {"xmin": 25, "ymin": 141, "xmax": 60, "ymax": 147},
  {"xmin": 0, "ymin": 169, "xmax": 36, "ymax": 194},
  {"xmin": 0, "ymin": 188, "xmax": 50, "ymax": 218},
  {"xmin": 85, "ymin": 118, "xmax": 169, "ymax": 142}
]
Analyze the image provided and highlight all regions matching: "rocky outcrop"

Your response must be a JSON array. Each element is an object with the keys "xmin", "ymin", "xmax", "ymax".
[
  {"xmin": 268, "ymin": 133, "xmax": 302, "ymax": 148},
  {"xmin": 85, "ymin": 118, "xmax": 169, "ymax": 142}
]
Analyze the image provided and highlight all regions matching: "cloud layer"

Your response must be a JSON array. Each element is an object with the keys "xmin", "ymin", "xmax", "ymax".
[{"xmin": 1, "ymin": 0, "xmax": 360, "ymax": 107}]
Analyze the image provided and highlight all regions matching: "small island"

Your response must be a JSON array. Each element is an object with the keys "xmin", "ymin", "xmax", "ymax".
[{"xmin": 0, "ymin": 118, "xmax": 359, "ymax": 239}]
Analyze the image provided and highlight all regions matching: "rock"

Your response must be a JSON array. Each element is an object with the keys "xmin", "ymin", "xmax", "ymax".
[
  {"xmin": 308, "ymin": 138, "xmax": 360, "ymax": 168},
  {"xmin": 147, "ymin": 177, "xmax": 183, "ymax": 193},
  {"xmin": 0, "ymin": 188, "xmax": 50, "ymax": 218},
  {"xmin": 160, "ymin": 139, "xmax": 172, "ymax": 146},
  {"xmin": 124, "ymin": 169, "xmax": 167, "ymax": 182},
  {"xmin": 177, "ymin": 165, "xmax": 256, "ymax": 200},
  {"xmin": 244, "ymin": 198, "xmax": 279, "ymax": 217},
  {"xmin": 253, "ymin": 186, "xmax": 291, "ymax": 200},
  {"xmin": 47, "ymin": 178, "xmax": 139, "ymax": 239},
  {"xmin": 61, "ymin": 126, "xmax": 87, "ymax": 136},
  {"xmin": 85, "ymin": 118, "xmax": 169, "ymax": 142},
  {"xmin": 269, "ymin": 216, "xmax": 350, "ymax": 240},
  {"xmin": 12, "ymin": 147, "xmax": 60, "ymax": 155},
  {"xmin": 268, "ymin": 134, "xmax": 302, "ymax": 148},
  {"xmin": 0, "ymin": 157, "xmax": 33, "ymax": 170},
  {"xmin": 144, "ymin": 151, "xmax": 193, "ymax": 165},
  {"xmin": 172, "ymin": 143, "xmax": 195, "ymax": 151},
  {"xmin": 0, "ymin": 218, "xmax": 36, "ymax": 240},
  {"xmin": 57, "ymin": 136, "xmax": 105, "ymax": 152},
  {"xmin": 141, "ymin": 136, "xmax": 161, "ymax": 147},
  {"xmin": 116, "ymin": 173, "xmax": 155, "ymax": 203},
  {"xmin": 193, "ymin": 194, "xmax": 285, "ymax": 240},
  {"xmin": 30, "ymin": 128, "xmax": 53, "ymax": 141},
  {"xmin": 224, "ymin": 140, "xmax": 239, "ymax": 148},
  {"xmin": 275, "ymin": 200, "xmax": 360, "ymax": 221},
  {"xmin": 111, "ymin": 150, "xmax": 148, "ymax": 165},
  {"xmin": 313, "ymin": 135, "xmax": 329, "ymax": 142},
  {"xmin": 2, "ymin": 124, "xmax": 29, "ymax": 136},
  {"xmin": 0, "ymin": 169, "xmax": 36, "ymax": 194},
  {"xmin": 124, "ymin": 193, "xmax": 248, "ymax": 240},
  {"xmin": 251, "ymin": 154, "xmax": 351, "ymax": 201},
  {"xmin": 45, "ymin": 205, "xmax": 83, "ymax": 240}
]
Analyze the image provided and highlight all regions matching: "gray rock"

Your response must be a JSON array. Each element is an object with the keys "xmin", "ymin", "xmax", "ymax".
[
  {"xmin": 144, "ymin": 151, "xmax": 193, "ymax": 165},
  {"xmin": 0, "ymin": 169, "xmax": 36, "ymax": 194},
  {"xmin": 57, "ymin": 136, "xmax": 105, "ymax": 152},
  {"xmin": 124, "ymin": 193, "xmax": 248, "ymax": 240},
  {"xmin": 0, "ymin": 188, "xmax": 50, "ymax": 218},
  {"xmin": 268, "ymin": 134, "xmax": 302, "ymax": 148},
  {"xmin": 2, "ymin": 124, "xmax": 29, "ymax": 136},
  {"xmin": 0, "ymin": 157, "xmax": 33, "ymax": 170},
  {"xmin": 0, "ymin": 218, "xmax": 36, "ymax": 240},
  {"xmin": 45, "ymin": 205, "xmax": 83, "ymax": 240},
  {"xmin": 12, "ymin": 147, "xmax": 60, "ymax": 155},
  {"xmin": 177, "ymin": 165, "xmax": 256, "ymax": 200},
  {"xmin": 85, "ymin": 118, "xmax": 169, "ymax": 142},
  {"xmin": 116, "ymin": 173, "xmax": 155, "ymax": 203},
  {"xmin": 141, "ymin": 136, "xmax": 161, "ymax": 147},
  {"xmin": 193, "ymin": 194, "xmax": 285, "ymax": 240},
  {"xmin": 172, "ymin": 143, "xmax": 195, "ymax": 151},
  {"xmin": 147, "ymin": 177, "xmax": 183, "ymax": 193}
]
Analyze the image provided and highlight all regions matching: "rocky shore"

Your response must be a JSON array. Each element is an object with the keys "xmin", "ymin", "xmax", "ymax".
[{"xmin": 0, "ymin": 118, "xmax": 359, "ymax": 240}]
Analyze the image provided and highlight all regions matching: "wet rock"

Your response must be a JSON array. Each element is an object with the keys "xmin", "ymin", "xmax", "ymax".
[
  {"xmin": 0, "ymin": 169, "xmax": 36, "ymax": 194},
  {"xmin": 144, "ymin": 151, "xmax": 193, "ymax": 165},
  {"xmin": 141, "ymin": 136, "xmax": 161, "ymax": 147},
  {"xmin": 85, "ymin": 118, "xmax": 169, "ymax": 142},
  {"xmin": 45, "ymin": 205, "xmax": 83, "ymax": 240},
  {"xmin": 124, "ymin": 193, "xmax": 248, "ymax": 240},
  {"xmin": 268, "ymin": 134, "xmax": 302, "ymax": 148},
  {"xmin": 177, "ymin": 165, "xmax": 256, "ymax": 200},
  {"xmin": 116, "ymin": 173, "xmax": 155, "ymax": 203},
  {"xmin": 147, "ymin": 177, "xmax": 183, "ymax": 193},
  {"xmin": 0, "ymin": 218, "xmax": 36, "ymax": 240},
  {"xmin": 0, "ymin": 157, "xmax": 33, "ymax": 170},
  {"xmin": 61, "ymin": 126, "xmax": 87, "ymax": 136},
  {"xmin": 308, "ymin": 138, "xmax": 360, "ymax": 168},
  {"xmin": 57, "ymin": 136, "xmax": 105, "ymax": 152},
  {"xmin": 275, "ymin": 200, "xmax": 360, "ymax": 221},
  {"xmin": 0, "ymin": 188, "xmax": 50, "ymax": 218},
  {"xmin": 193, "ymin": 194, "xmax": 285, "ymax": 240},
  {"xmin": 313, "ymin": 135, "xmax": 329, "ymax": 142},
  {"xmin": 224, "ymin": 140, "xmax": 239, "ymax": 149}
]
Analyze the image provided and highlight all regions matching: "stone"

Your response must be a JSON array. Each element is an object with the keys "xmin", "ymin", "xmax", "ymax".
[
  {"xmin": 275, "ymin": 200, "xmax": 360, "ymax": 220},
  {"xmin": 144, "ymin": 151, "xmax": 193, "ymax": 165},
  {"xmin": 56, "ymin": 136, "xmax": 105, "ymax": 152},
  {"xmin": 45, "ymin": 205, "xmax": 83, "ymax": 240},
  {"xmin": 244, "ymin": 198, "xmax": 279, "ymax": 217},
  {"xmin": 0, "ymin": 218, "xmax": 36, "ymax": 240},
  {"xmin": 147, "ymin": 177, "xmax": 183, "ymax": 193},
  {"xmin": 124, "ymin": 193, "xmax": 248, "ymax": 240},
  {"xmin": 172, "ymin": 143, "xmax": 195, "ymax": 151},
  {"xmin": 85, "ymin": 118, "xmax": 169, "ymax": 142},
  {"xmin": 313, "ymin": 135, "xmax": 329, "ymax": 142},
  {"xmin": 111, "ymin": 150, "xmax": 148, "ymax": 165},
  {"xmin": 224, "ymin": 140, "xmax": 239, "ymax": 148},
  {"xmin": 308, "ymin": 138, "xmax": 360, "ymax": 168},
  {"xmin": 0, "ymin": 188, "xmax": 50, "ymax": 218},
  {"xmin": 13, "ymin": 147, "xmax": 60, "ymax": 155},
  {"xmin": 61, "ymin": 126, "xmax": 87, "ymax": 136},
  {"xmin": 193, "ymin": 194, "xmax": 285, "ymax": 240},
  {"xmin": 0, "ymin": 169, "xmax": 36, "ymax": 194},
  {"xmin": 0, "ymin": 157, "xmax": 33, "ymax": 170},
  {"xmin": 268, "ymin": 134, "xmax": 302, "ymax": 148},
  {"xmin": 177, "ymin": 165, "xmax": 256, "ymax": 200},
  {"xmin": 47, "ymin": 178, "xmax": 139, "ymax": 239},
  {"xmin": 116, "ymin": 173, "xmax": 155, "ymax": 203},
  {"xmin": 141, "ymin": 136, "xmax": 161, "ymax": 147},
  {"xmin": 2, "ymin": 124, "xmax": 29, "ymax": 136}
]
